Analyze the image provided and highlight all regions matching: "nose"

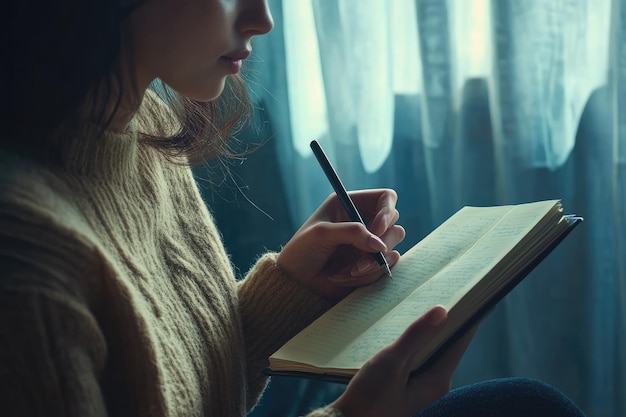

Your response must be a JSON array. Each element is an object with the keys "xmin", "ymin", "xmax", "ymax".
[{"xmin": 237, "ymin": 0, "xmax": 274, "ymax": 37}]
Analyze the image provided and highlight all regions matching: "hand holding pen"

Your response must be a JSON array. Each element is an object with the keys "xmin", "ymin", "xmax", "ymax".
[
  {"xmin": 310, "ymin": 140, "xmax": 394, "ymax": 278},
  {"xmin": 275, "ymin": 141, "xmax": 405, "ymax": 301}
]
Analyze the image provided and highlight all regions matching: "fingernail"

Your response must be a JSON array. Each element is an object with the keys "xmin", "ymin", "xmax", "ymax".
[
  {"xmin": 427, "ymin": 306, "xmax": 447, "ymax": 326},
  {"xmin": 368, "ymin": 234, "xmax": 387, "ymax": 252},
  {"xmin": 328, "ymin": 275, "xmax": 357, "ymax": 284},
  {"xmin": 351, "ymin": 258, "xmax": 378, "ymax": 275}
]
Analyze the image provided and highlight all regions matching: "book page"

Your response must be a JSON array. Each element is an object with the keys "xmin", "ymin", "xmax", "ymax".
[
  {"xmin": 270, "ymin": 200, "xmax": 559, "ymax": 371},
  {"xmin": 325, "ymin": 200, "xmax": 560, "ymax": 369}
]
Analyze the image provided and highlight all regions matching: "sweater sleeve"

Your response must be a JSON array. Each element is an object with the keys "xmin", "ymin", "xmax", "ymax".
[
  {"xmin": 237, "ymin": 252, "xmax": 333, "ymax": 408},
  {"xmin": 0, "ymin": 179, "xmax": 111, "ymax": 417},
  {"xmin": 0, "ymin": 254, "xmax": 108, "ymax": 417}
]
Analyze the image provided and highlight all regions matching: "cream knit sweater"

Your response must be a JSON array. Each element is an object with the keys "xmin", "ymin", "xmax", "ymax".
[{"xmin": 0, "ymin": 95, "xmax": 342, "ymax": 416}]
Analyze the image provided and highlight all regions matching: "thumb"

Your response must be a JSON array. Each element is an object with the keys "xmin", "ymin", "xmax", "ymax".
[{"xmin": 388, "ymin": 305, "xmax": 448, "ymax": 369}]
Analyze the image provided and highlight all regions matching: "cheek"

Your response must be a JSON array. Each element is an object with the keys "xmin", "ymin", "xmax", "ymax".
[
  {"xmin": 131, "ymin": 3, "xmax": 228, "ymax": 88},
  {"xmin": 157, "ymin": 33, "xmax": 227, "ymax": 100}
]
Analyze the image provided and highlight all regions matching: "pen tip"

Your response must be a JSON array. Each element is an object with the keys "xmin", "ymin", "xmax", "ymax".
[{"xmin": 385, "ymin": 265, "xmax": 393, "ymax": 279}]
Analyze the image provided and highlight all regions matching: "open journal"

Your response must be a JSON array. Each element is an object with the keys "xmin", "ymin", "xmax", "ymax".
[{"xmin": 266, "ymin": 199, "xmax": 582, "ymax": 383}]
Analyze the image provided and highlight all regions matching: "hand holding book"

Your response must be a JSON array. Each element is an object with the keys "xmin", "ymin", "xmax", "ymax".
[{"xmin": 329, "ymin": 305, "xmax": 479, "ymax": 417}]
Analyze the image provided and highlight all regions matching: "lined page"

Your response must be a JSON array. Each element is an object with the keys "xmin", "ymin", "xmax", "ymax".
[{"xmin": 326, "ymin": 200, "xmax": 559, "ymax": 368}]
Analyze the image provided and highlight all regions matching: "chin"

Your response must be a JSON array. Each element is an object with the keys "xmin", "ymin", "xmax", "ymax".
[{"xmin": 188, "ymin": 79, "xmax": 227, "ymax": 102}]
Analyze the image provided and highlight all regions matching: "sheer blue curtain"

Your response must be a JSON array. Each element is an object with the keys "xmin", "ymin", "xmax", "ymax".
[{"xmin": 237, "ymin": 1, "xmax": 626, "ymax": 416}]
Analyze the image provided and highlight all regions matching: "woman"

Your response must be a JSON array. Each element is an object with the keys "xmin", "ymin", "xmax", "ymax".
[{"xmin": 0, "ymin": 1, "xmax": 587, "ymax": 416}]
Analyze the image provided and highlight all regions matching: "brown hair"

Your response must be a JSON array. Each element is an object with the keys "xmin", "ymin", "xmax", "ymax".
[{"xmin": 142, "ymin": 77, "xmax": 252, "ymax": 167}]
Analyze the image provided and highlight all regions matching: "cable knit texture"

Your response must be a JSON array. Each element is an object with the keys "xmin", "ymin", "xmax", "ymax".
[{"xmin": 0, "ymin": 92, "xmax": 342, "ymax": 417}]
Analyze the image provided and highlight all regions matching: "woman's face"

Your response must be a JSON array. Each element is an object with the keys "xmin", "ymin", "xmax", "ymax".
[{"xmin": 129, "ymin": 0, "xmax": 273, "ymax": 101}]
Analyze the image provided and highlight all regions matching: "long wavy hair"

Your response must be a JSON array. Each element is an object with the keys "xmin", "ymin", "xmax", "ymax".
[{"xmin": 1, "ymin": 0, "xmax": 251, "ymax": 167}]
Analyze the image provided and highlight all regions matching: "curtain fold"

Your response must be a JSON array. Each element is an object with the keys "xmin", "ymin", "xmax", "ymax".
[{"xmin": 239, "ymin": 1, "xmax": 626, "ymax": 416}]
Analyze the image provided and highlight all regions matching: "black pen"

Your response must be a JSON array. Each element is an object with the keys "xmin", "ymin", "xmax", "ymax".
[{"xmin": 310, "ymin": 140, "xmax": 393, "ymax": 278}]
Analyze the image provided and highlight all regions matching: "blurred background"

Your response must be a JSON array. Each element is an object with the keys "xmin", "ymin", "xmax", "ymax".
[{"xmin": 196, "ymin": 1, "xmax": 626, "ymax": 416}]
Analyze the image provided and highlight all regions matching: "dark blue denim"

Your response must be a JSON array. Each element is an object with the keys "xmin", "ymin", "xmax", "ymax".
[{"xmin": 414, "ymin": 378, "xmax": 586, "ymax": 417}]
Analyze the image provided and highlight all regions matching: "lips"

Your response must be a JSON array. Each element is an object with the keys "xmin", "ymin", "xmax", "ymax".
[
  {"xmin": 220, "ymin": 49, "xmax": 250, "ymax": 74},
  {"xmin": 222, "ymin": 49, "xmax": 251, "ymax": 61}
]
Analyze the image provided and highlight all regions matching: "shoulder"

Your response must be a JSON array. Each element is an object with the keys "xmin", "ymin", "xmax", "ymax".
[
  {"xmin": 0, "ymin": 150, "xmax": 103, "ymax": 305},
  {"xmin": 0, "ymin": 149, "xmax": 91, "ymax": 234}
]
